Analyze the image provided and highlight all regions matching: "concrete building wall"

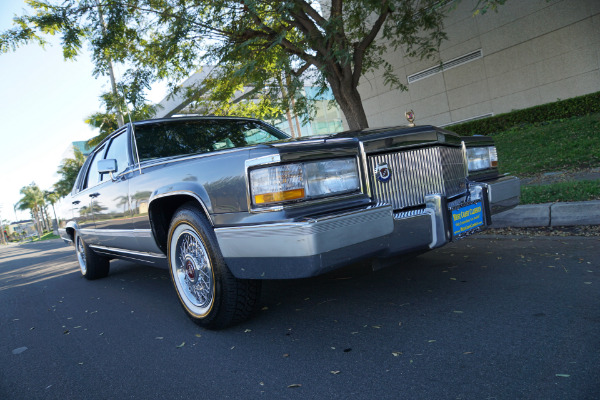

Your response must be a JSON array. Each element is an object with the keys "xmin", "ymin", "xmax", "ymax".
[{"xmin": 357, "ymin": 0, "xmax": 600, "ymax": 128}]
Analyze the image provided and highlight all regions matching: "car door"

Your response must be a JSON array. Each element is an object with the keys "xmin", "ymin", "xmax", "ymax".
[
  {"xmin": 90, "ymin": 129, "xmax": 136, "ymax": 250},
  {"xmin": 71, "ymin": 144, "xmax": 106, "ymax": 243}
]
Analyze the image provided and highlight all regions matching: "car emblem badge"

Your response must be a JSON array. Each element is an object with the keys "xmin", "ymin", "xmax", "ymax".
[{"xmin": 375, "ymin": 163, "xmax": 391, "ymax": 182}]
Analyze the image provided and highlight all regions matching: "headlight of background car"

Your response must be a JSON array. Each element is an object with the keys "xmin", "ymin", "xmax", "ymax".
[
  {"xmin": 467, "ymin": 146, "xmax": 498, "ymax": 172},
  {"xmin": 250, "ymin": 158, "xmax": 360, "ymax": 206}
]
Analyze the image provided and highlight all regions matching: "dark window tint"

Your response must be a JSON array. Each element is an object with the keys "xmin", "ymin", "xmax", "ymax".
[
  {"xmin": 73, "ymin": 155, "xmax": 93, "ymax": 193},
  {"xmin": 104, "ymin": 132, "xmax": 130, "ymax": 176},
  {"xmin": 134, "ymin": 120, "xmax": 287, "ymax": 161},
  {"xmin": 85, "ymin": 145, "xmax": 106, "ymax": 189}
]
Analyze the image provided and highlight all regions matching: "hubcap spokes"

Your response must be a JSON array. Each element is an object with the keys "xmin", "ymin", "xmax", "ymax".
[
  {"xmin": 77, "ymin": 237, "xmax": 87, "ymax": 273},
  {"xmin": 176, "ymin": 230, "xmax": 213, "ymax": 310}
]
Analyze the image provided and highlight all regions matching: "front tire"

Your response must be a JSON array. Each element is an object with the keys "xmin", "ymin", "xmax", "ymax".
[
  {"xmin": 167, "ymin": 204, "xmax": 261, "ymax": 329},
  {"xmin": 74, "ymin": 232, "xmax": 110, "ymax": 280}
]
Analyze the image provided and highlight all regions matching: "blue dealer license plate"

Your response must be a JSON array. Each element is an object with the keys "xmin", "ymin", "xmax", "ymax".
[{"xmin": 451, "ymin": 201, "xmax": 484, "ymax": 236}]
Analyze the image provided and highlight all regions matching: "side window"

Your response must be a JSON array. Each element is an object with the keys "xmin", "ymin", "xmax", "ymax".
[
  {"xmin": 72, "ymin": 155, "xmax": 93, "ymax": 194},
  {"xmin": 104, "ymin": 132, "xmax": 130, "ymax": 176},
  {"xmin": 242, "ymin": 123, "xmax": 283, "ymax": 145},
  {"xmin": 84, "ymin": 145, "xmax": 106, "ymax": 189}
]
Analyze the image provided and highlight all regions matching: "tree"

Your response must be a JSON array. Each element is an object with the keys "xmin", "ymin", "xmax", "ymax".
[
  {"xmin": 53, "ymin": 147, "xmax": 87, "ymax": 198},
  {"xmin": 0, "ymin": 214, "xmax": 7, "ymax": 245},
  {"xmin": 44, "ymin": 190, "xmax": 61, "ymax": 232},
  {"xmin": 85, "ymin": 90, "xmax": 158, "ymax": 147},
  {"xmin": 17, "ymin": 183, "xmax": 45, "ymax": 239},
  {"xmin": 1, "ymin": 1, "xmax": 503, "ymax": 130}
]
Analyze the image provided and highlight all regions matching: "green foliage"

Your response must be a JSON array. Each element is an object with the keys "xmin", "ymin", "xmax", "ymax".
[
  {"xmin": 1, "ymin": 0, "xmax": 494, "ymax": 130},
  {"xmin": 493, "ymin": 112, "xmax": 600, "ymax": 176},
  {"xmin": 450, "ymin": 91, "xmax": 600, "ymax": 136},
  {"xmin": 472, "ymin": 0, "xmax": 507, "ymax": 15},
  {"xmin": 17, "ymin": 183, "xmax": 45, "ymax": 212},
  {"xmin": 17, "ymin": 183, "xmax": 46, "ymax": 237},
  {"xmin": 44, "ymin": 190, "xmax": 60, "ymax": 206},
  {"xmin": 53, "ymin": 147, "xmax": 86, "ymax": 197},
  {"xmin": 29, "ymin": 231, "xmax": 61, "ymax": 242},
  {"xmin": 521, "ymin": 181, "xmax": 600, "ymax": 205},
  {"xmin": 85, "ymin": 92, "xmax": 158, "ymax": 147}
]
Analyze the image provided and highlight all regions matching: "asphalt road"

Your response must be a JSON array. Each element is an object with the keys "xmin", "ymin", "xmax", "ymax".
[{"xmin": 1, "ymin": 236, "xmax": 598, "ymax": 400}]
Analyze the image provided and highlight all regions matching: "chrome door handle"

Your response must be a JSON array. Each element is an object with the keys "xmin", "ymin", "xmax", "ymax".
[{"xmin": 89, "ymin": 193, "xmax": 100, "ymax": 198}]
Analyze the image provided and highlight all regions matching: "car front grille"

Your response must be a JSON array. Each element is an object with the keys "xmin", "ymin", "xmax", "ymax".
[{"xmin": 367, "ymin": 146, "xmax": 467, "ymax": 210}]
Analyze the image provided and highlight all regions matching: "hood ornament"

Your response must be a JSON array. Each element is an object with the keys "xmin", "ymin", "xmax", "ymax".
[{"xmin": 405, "ymin": 110, "xmax": 415, "ymax": 127}]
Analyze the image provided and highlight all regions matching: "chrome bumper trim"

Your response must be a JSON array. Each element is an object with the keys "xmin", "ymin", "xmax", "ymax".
[
  {"xmin": 80, "ymin": 228, "xmax": 153, "ymax": 238},
  {"xmin": 425, "ymin": 194, "xmax": 449, "ymax": 249},
  {"xmin": 473, "ymin": 175, "xmax": 520, "ymax": 214},
  {"xmin": 217, "ymin": 175, "xmax": 518, "ymax": 279},
  {"xmin": 215, "ymin": 204, "xmax": 394, "ymax": 258},
  {"xmin": 89, "ymin": 244, "xmax": 166, "ymax": 259}
]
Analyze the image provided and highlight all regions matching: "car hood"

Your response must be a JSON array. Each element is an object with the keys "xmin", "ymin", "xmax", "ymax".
[{"xmin": 269, "ymin": 124, "xmax": 463, "ymax": 154}]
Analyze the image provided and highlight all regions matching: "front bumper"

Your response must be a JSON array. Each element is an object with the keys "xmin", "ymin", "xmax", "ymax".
[{"xmin": 216, "ymin": 175, "xmax": 520, "ymax": 279}]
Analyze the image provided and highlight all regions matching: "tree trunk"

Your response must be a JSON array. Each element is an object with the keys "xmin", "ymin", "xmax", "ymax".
[
  {"xmin": 278, "ymin": 75, "xmax": 296, "ymax": 138},
  {"xmin": 41, "ymin": 206, "xmax": 49, "ymax": 231},
  {"xmin": 51, "ymin": 203, "xmax": 59, "ymax": 233},
  {"xmin": 285, "ymin": 110, "xmax": 296, "ymax": 138},
  {"xmin": 285, "ymin": 73, "xmax": 303, "ymax": 137},
  {"xmin": 293, "ymin": 113, "xmax": 302, "ymax": 137},
  {"xmin": 326, "ymin": 74, "xmax": 369, "ymax": 131},
  {"xmin": 97, "ymin": 3, "xmax": 125, "ymax": 127},
  {"xmin": 37, "ymin": 208, "xmax": 45, "ymax": 236},
  {"xmin": 32, "ymin": 207, "xmax": 43, "ymax": 239},
  {"xmin": 43, "ymin": 206, "xmax": 51, "ymax": 231}
]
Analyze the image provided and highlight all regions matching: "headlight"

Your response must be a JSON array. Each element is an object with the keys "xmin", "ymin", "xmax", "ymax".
[
  {"xmin": 467, "ymin": 146, "xmax": 498, "ymax": 172},
  {"xmin": 250, "ymin": 158, "xmax": 360, "ymax": 206}
]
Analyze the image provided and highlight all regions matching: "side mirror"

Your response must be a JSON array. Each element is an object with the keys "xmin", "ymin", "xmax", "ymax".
[{"xmin": 98, "ymin": 159, "xmax": 118, "ymax": 180}]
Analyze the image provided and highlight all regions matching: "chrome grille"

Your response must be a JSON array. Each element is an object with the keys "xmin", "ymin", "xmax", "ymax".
[{"xmin": 367, "ymin": 146, "xmax": 467, "ymax": 210}]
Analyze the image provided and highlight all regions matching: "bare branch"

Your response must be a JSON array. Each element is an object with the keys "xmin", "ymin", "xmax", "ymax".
[
  {"xmin": 330, "ymin": 0, "xmax": 342, "ymax": 17},
  {"xmin": 292, "ymin": 0, "xmax": 328, "ymax": 28},
  {"xmin": 292, "ymin": 62, "xmax": 311, "ymax": 77},
  {"xmin": 352, "ymin": 1, "xmax": 391, "ymax": 86},
  {"xmin": 231, "ymin": 85, "xmax": 263, "ymax": 104}
]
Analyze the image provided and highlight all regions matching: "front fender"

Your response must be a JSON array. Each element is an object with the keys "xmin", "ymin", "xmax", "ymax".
[
  {"xmin": 60, "ymin": 220, "xmax": 79, "ymax": 245},
  {"xmin": 150, "ymin": 182, "xmax": 213, "ymax": 217}
]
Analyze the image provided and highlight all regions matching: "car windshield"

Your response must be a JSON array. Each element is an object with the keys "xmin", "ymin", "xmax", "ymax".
[{"xmin": 134, "ymin": 119, "xmax": 288, "ymax": 161}]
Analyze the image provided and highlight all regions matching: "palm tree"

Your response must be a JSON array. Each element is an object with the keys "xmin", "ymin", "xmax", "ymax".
[
  {"xmin": 17, "ymin": 183, "xmax": 45, "ymax": 239},
  {"xmin": 44, "ymin": 191, "xmax": 61, "ymax": 232},
  {"xmin": 54, "ymin": 147, "xmax": 87, "ymax": 198}
]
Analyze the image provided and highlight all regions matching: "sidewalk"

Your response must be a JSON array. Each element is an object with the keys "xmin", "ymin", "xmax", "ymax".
[
  {"xmin": 492, "ymin": 200, "xmax": 600, "ymax": 228},
  {"xmin": 492, "ymin": 167, "xmax": 600, "ymax": 228}
]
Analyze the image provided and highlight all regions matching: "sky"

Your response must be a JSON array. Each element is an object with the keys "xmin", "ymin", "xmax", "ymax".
[{"xmin": 0, "ymin": 0, "xmax": 166, "ymax": 222}]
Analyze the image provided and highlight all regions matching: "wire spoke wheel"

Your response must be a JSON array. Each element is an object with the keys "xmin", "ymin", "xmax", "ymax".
[
  {"xmin": 76, "ymin": 235, "xmax": 87, "ymax": 275},
  {"xmin": 172, "ymin": 227, "xmax": 215, "ymax": 315},
  {"xmin": 74, "ymin": 232, "xmax": 109, "ymax": 280},
  {"xmin": 167, "ymin": 204, "xmax": 261, "ymax": 329}
]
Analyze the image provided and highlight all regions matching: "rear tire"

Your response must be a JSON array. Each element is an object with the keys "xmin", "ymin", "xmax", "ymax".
[
  {"xmin": 74, "ymin": 232, "xmax": 110, "ymax": 280},
  {"xmin": 167, "ymin": 204, "xmax": 261, "ymax": 329}
]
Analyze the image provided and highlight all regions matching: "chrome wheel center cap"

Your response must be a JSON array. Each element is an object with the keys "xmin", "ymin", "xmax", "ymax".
[{"xmin": 185, "ymin": 259, "xmax": 196, "ymax": 281}]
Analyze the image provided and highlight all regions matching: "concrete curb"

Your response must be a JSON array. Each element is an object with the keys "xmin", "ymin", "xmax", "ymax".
[{"xmin": 491, "ymin": 200, "xmax": 600, "ymax": 228}]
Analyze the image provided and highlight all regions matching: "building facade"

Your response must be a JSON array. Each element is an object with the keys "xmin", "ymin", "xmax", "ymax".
[
  {"xmin": 8, "ymin": 220, "xmax": 37, "ymax": 239},
  {"xmin": 270, "ymin": 86, "xmax": 344, "ymax": 137},
  {"xmin": 357, "ymin": 0, "xmax": 600, "ymax": 128}
]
